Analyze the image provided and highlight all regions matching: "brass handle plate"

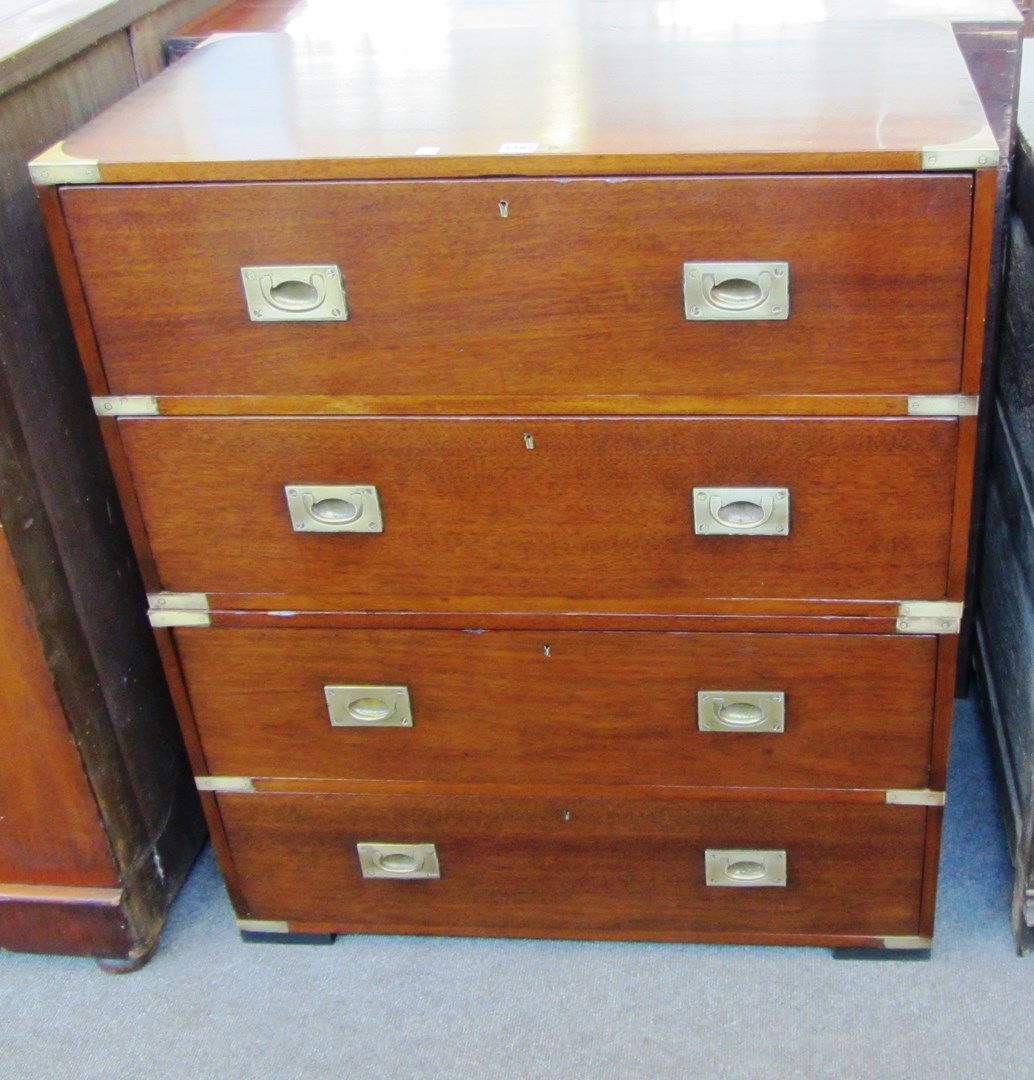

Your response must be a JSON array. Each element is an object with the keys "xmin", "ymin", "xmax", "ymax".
[
  {"xmin": 285, "ymin": 484, "xmax": 383, "ymax": 533},
  {"xmin": 683, "ymin": 261, "xmax": 789, "ymax": 321},
  {"xmin": 241, "ymin": 264, "xmax": 348, "ymax": 322},
  {"xmin": 698, "ymin": 691, "xmax": 785, "ymax": 733},
  {"xmin": 325, "ymin": 685, "xmax": 412, "ymax": 728},
  {"xmin": 357, "ymin": 843, "xmax": 440, "ymax": 880},
  {"xmin": 693, "ymin": 487, "xmax": 789, "ymax": 536},
  {"xmin": 705, "ymin": 849, "xmax": 787, "ymax": 887}
]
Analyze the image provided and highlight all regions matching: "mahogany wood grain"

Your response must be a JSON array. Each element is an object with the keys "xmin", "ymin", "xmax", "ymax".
[
  {"xmin": 35, "ymin": 185, "xmax": 109, "ymax": 398},
  {"xmin": 948, "ymin": 415, "xmax": 981, "ymax": 599},
  {"xmin": 61, "ymin": 175, "xmax": 973, "ymax": 398},
  {"xmin": 149, "ymin": 394, "xmax": 940, "ymax": 418},
  {"xmin": 217, "ymin": 790, "xmax": 927, "ymax": 939},
  {"xmin": 963, "ymin": 167, "xmax": 1000, "ymax": 395},
  {"xmin": 175, "ymin": 627, "xmax": 938, "ymax": 790},
  {"xmin": 53, "ymin": 21, "xmax": 992, "ymax": 181},
  {"xmin": 0, "ymin": 528, "xmax": 116, "ymax": 888},
  {"xmin": 0, "ymin": 895, "xmax": 132, "ymax": 958},
  {"xmin": 117, "ymin": 416, "xmax": 959, "ymax": 605}
]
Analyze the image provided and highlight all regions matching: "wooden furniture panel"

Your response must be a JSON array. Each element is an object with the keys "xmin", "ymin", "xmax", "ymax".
[
  {"xmin": 0, "ymin": 526, "xmax": 116, "ymax": 888},
  {"xmin": 61, "ymin": 176, "xmax": 973, "ymax": 398},
  {"xmin": 119, "ymin": 416, "xmax": 959, "ymax": 604},
  {"xmin": 0, "ymin": 0, "xmax": 209, "ymax": 963},
  {"xmin": 37, "ymin": 17, "xmax": 995, "ymax": 952},
  {"xmin": 218, "ymin": 790, "xmax": 929, "ymax": 941},
  {"xmin": 175, "ymin": 627, "xmax": 938, "ymax": 790}
]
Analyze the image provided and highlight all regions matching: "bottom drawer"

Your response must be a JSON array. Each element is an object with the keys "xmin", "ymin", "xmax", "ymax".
[{"xmin": 217, "ymin": 790, "xmax": 931, "ymax": 943}]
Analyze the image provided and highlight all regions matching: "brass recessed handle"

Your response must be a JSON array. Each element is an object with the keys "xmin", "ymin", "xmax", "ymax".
[
  {"xmin": 705, "ymin": 849, "xmax": 787, "ymax": 887},
  {"xmin": 260, "ymin": 273, "xmax": 327, "ymax": 312},
  {"xmin": 325, "ymin": 685, "xmax": 412, "ymax": 727},
  {"xmin": 241, "ymin": 264, "xmax": 348, "ymax": 322},
  {"xmin": 357, "ymin": 843, "xmax": 440, "ymax": 880},
  {"xmin": 693, "ymin": 487, "xmax": 790, "ymax": 536},
  {"xmin": 285, "ymin": 485, "xmax": 383, "ymax": 533},
  {"xmin": 684, "ymin": 261, "xmax": 789, "ymax": 321},
  {"xmin": 698, "ymin": 692, "xmax": 785, "ymax": 733}
]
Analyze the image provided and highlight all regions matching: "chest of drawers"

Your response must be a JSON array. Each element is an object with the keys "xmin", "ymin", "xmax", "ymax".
[{"xmin": 34, "ymin": 17, "xmax": 997, "ymax": 951}]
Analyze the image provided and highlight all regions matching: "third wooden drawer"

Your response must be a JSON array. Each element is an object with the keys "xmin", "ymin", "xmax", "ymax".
[{"xmin": 177, "ymin": 626, "xmax": 939, "ymax": 789}]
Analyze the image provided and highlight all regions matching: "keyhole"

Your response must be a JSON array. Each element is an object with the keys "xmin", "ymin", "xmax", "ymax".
[{"xmin": 499, "ymin": 200, "xmax": 509, "ymax": 219}]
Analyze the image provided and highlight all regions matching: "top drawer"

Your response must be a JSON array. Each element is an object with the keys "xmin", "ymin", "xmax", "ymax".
[{"xmin": 60, "ymin": 174, "xmax": 973, "ymax": 398}]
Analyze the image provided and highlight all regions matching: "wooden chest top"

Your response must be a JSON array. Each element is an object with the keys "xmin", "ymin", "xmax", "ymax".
[{"xmin": 31, "ymin": 16, "xmax": 996, "ymax": 183}]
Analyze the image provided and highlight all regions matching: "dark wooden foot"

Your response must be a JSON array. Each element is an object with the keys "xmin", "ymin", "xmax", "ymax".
[
  {"xmin": 95, "ymin": 939, "xmax": 159, "ymax": 973},
  {"xmin": 832, "ymin": 946, "xmax": 931, "ymax": 962},
  {"xmin": 240, "ymin": 930, "xmax": 336, "ymax": 946}
]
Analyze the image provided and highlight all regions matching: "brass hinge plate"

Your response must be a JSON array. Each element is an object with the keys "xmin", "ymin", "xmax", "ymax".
[
  {"xmin": 922, "ymin": 129, "xmax": 999, "ymax": 170},
  {"xmin": 885, "ymin": 789, "xmax": 946, "ymax": 807},
  {"xmin": 93, "ymin": 395, "xmax": 160, "ymax": 417},
  {"xmin": 147, "ymin": 592, "xmax": 211, "ymax": 627},
  {"xmin": 194, "ymin": 776, "xmax": 256, "ymax": 793},
  {"xmin": 896, "ymin": 602, "xmax": 963, "ymax": 634},
  {"xmin": 906, "ymin": 395, "xmax": 979, "ymax": 417},
  {"xmin": 879, "ymin": 936, "xmax": 933, "ymax": 950},
  {"xmin": 28, "ymin": 141, "xmax": 101, "ymax": 185}
]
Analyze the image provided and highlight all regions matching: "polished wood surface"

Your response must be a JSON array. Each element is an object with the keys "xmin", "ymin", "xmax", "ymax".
[
  {"xmin": 118, "ymin": 416, "xmax": 959, "ymax": 605},
  {"xmin": 0, "ymin": 528, "xmax": 115, "ymax": 888},
  {"xmin": 174, "ymin": 627, "xmax": 938, "ymax": 789},
  {"xmin": 41, "ymin": 3, "xmax": 997, "ymax": 950},
  {"xmin": 52, "ymin": 18, "xmax": 994, "ymax": 181},
  {"xmin": 62, "ymin": 175, "xmax": 973, "ymax": 398},
  {"xmin": 218, "ymin": 790, "xmax": 928, "ymax": 939},
  {"xmin": 175, "ymin": 0, "xmax": 1025, "ymax": 40}
]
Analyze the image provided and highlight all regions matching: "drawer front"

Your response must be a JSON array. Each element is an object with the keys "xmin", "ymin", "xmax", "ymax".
[
  {"xmin": 180, "ymin": 628, "xmax": 937, "ymax": 789},
  {"xmin": 218, "ymin": 791, "xmax": 927, "ymax": 939},
  {"xmin": 121, "ymin": 416, "xmax": 958, "ymax": 604},
  {"xmin": 63, "ymin": 175, "xmax": 972, "ymax": 397}
]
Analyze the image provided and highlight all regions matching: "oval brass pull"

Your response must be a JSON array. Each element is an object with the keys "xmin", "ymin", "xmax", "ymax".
[
  {"xmin": 705, "ymin": 848, "xmax": 787, "ymax": 887},
  {"xmin": 697, "ymin": 691, "xmax": 785, "ymax": 733},
  {"xmin": 377, "ymin": 852, "xmax": 423, "ymax": 874},
  {"xmin": 683, "ymin": 262, "xmax": 789, "ymax": 322},
  {"xmin": 710, "ymin": 495, "xmax": 773, "ymax": 530},
  {"xmin": 306, "ymin": 495, "xmax": 361, "ymax": 525},
  {"xmin": 716, "ymin": 702, "xmax": 766, "ymax": 728},
  {"xmin": 285, "ymin": 485, "xmax": 383, "ymax": 533},
  {"xmin": 704, "ymin": 273, "xmax": 769, "ymax": 311},
  {"xmin": 242, "ymin": 264, "xmax": 347, "ymax": 322},
  {"xmin": 693, "ymin": 488, "xmax": 789, "ymax": 537},
  {"xmin": 260, "ymin": 272, "xmax": 328, "ymax": 313},
  {"xmin": 724, "ymin": 860, "xmax": 767, "ymax": 881},
  {"xmin": 357, "ymin": 843, "xmax": 441, "ymax": 879},
  {"xmin": 346, "ymin": 696, "xmax": 393, "ymax": 723},
  {"xmin": 325, "ymin": 684, "xmax": 412, "ymax": 727}
]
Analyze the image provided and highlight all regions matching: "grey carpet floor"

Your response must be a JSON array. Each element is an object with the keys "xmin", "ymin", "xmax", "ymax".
[{"xmin": 0, "ymin": 694, "xmax": 1026, "ymax": 1080}]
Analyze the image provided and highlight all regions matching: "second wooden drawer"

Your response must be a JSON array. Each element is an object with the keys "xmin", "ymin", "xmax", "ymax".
[{"xmin": 121, "ymin": 415, "xmax": 959, "ymax": 605}]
